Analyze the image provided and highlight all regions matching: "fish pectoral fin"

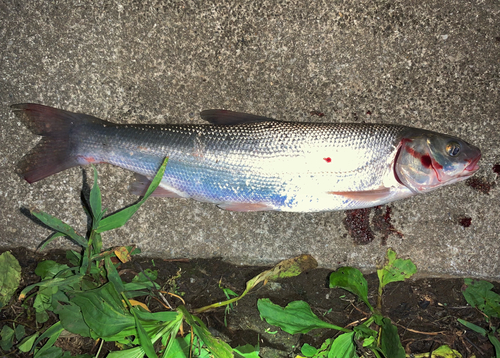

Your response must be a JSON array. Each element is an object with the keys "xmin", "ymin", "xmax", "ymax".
[
  {"xmin": 129, "ymin": 174, "xmax": 184, "ymax": 198},
  {"xmin": 217, "ymin": 202, "xmax": 275, "ymax": 212},
  {"xmin": 200, "ymin": 109, "xmax": 277, "ymax": 125},
  {"xmin": 328, "ymin": 188, "xmax": 392, "ymax": 202}
]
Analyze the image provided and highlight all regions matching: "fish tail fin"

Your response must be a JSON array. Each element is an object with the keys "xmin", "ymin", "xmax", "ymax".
[{"xmin": 12, "ymin": 103, "xmax": 105, "ymax": 183}]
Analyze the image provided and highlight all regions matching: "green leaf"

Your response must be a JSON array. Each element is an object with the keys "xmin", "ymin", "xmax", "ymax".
[
  {"xmin": 233, "ymin": 344, "xmax": 260, "ymax": 358},
  {"xmin": 301, "ymin": 343, "xmax": 318, "ymax": 357},
  {"xmin": 131, "ymin": 307, "xmax": 157, "ymax": 358},
  {"xmin": 19, "ymin": 274, "xmax": 84, "ymax": 300},
  {"xmin": 35, "ymin": 260, "xmax": 70, "ymax": 280},
  {"xmin": 105, "ymin": 256, "xmax": 125, "ymax": 293},
  {"xmin": 457, "ymin": 318, "xmax": 487, "ymax": 336},
  {"xmin": 487, "ymin": 333, "xmax": 500, "ymax": 358},
  {"xmin": 410, "ymin": 345, "xmax": 463, "ymax": 358},
  {"xmin": 0, "ymin": 251, "xmax": 22, "ymax": 308},
  {"xmin": 15, "ymin": 324, "xmax": 26, "ymax": 341},
  {"xmin": 70, "ymin": 282, "xmax": 135, "ymax": 337},
  {"xmin": 328, "ymin": 332, "xmax": 358, "ymax": 358},
  {"xmin": 32, "ymin": 321, "xmax": 64, "ymax": 356},
  {"xmin": 54, "ymin": 301, "xmax": 91, "ymax": 337},
  {"xmin": 257, "ymin": 298, "xmax": 350, "ymax": 334},
  {"xmin": 38, "ymin": 232, "xmax": 67, "ymax": 251},
  {"xmin": 160, "ymin": 335, "xmax": 211, "ymax": 358},
  {"xmin": 90, "ymin": 165, "xmax": 102, "ymax": 225},
  {"xmin": 31, "ymin": 210, "xmax": 87, "ymax": 247},
  {"xmin": 329, "ymin": 267, "xmax": 373, "ymax": 312},
  {"xmin": 377, "ymin": 248, "xmax": 417, "ymax": 290},
  {"xmin": 107, "ymin": 346, "xmax": 145, "ymax": 358},
  {"xmin": 462, "ymin": 279, "xmax": 500, "ymax": 318},
  {"xmin": 97, "ymin": 157, "xmax": 168, "ymax": 233},
  {"xmin": 18, "ymin": 332, "xmax": 39, "ymax": 352},
  {"xmin": 179, "ymin": 305, "xmax": 233, "ymax": 358},
  {"xmin": 0, "ymin": 325, "xmax": 15, "ymax": 351},
  {"xmin": 378, "ymin": 317, "xmax": 405, "ymax": 358}
]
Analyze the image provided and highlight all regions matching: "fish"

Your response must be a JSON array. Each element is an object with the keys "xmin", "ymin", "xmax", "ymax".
[{"xmin": 13, "ymin": 103, "xmax": 481, "ymax": 212}]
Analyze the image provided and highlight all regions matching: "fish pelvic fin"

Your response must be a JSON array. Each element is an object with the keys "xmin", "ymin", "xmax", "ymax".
[
  {"xmin": 327, "ymin": 188, "xmax": 392, "ymax": 202},
  {"xmin": 129, "ymin": 174, "xmax": 185, "ymax": 198},
  {"xmin": 12, "ymin": 103, "xmax": 107, "ymax": 183},
  {"xmin": 217, "ymin": 202, "xmax": 275, "ymax": 212}
]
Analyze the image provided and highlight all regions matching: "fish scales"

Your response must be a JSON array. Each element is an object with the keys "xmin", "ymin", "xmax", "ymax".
[
  {"xmin": 73, "ymin": 121, "xmax": 406, "ymax": 211},
  {"xmin": 13, "ymin": 104, "xmax": 481, "ymax": 212}
]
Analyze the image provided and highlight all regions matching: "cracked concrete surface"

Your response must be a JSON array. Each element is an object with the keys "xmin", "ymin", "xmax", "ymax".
[{"xmin": 1, "ymin": 0, "xmax": 499, "ymax": 278}]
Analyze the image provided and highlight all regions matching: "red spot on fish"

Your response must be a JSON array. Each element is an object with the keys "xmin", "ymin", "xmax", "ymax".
[
  {"xmin": 421, "ymin": 155, "xmax": 432, "ymax": 168},
  {"xmin": 493, "ymin": 164, "xmax": 500, "ymax": 176},
  {"xmin": 324, "ymin": 157, "xmax": 332, "ymax": 163},
  {"xmin": 459, "ymin": 217, "xmax": 472, "ymax": 228}
]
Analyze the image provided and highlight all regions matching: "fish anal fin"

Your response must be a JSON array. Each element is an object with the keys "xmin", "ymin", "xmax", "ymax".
[
  {"xmin": 328, "ymin": 188, "xmax": 391, "ymax": 202},
  {"xmin": 200, "ymin": 109, "xmax": 276, "ymax": 125},
  {"xmin": 129, "ymin": 174, "xmax": 184, "ymax": 198},
  {"xmin": 217, "ymin": 202, "xmax": 275, "ymax": 212}
]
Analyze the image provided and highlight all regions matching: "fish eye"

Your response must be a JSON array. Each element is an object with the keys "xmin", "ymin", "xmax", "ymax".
[{"xmin": 446, "ymin": 141, "xmax": 461, "ymax": 156}]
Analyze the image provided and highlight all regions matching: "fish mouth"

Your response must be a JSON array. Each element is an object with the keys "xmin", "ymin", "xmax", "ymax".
[{"xmin": 465, "ymin": 154, "xmax": 481, "ymax": 172}]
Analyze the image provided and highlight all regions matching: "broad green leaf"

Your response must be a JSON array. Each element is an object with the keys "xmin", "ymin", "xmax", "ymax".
[
  {"xmin": 161, "ymin": 335, "xmax": 211, "ymax": 358},
  {"xmin": 66, "ymin": 250, "xmax": 82, "ymax": 266},
  {"xmin": 462, "ymin": 279, "xmax": 500, "ymax": 318},
  {"xmin": 301, "ymin": 343, "xmax": 318, "ymax": 357},
  {"xmin": 457, "ymin": 318, "xmax": 487, "ymax": 336},
  {"xmin": 133, "ymin": 308, "xmax": 178, "ymax": 322},
  {"xmin": 34, "ymin": 346, "xmax": 64, "ymax": 358},
  {"xmin": 0, "ymin": 251, "xmax": 22, "ymax": 308},
  {"xmin": 107, "ymin": 346, "xmax": 145, "ymax": 358},
  {"xmin": 377, "ymin": 249, "xmax": 417, "ymax": 290},
  {"xmin": 410, "ymin": 345, "xmax": 462, "ymax": 357},
  {"xmin": 19, "ymin": 274, "xmax": 84, "ymax": 300},
  {"xmin": 54, "ymin": 301, "xmax": 91, "ymax": 337},
  {"xmin": 1, "ymin": 325, "xmax": 14, "ymax": 351},
  {"xmin": 90, "ymin": 165, "xmax": 102, "ymax": 226},
  {"xmin": 487, "ymin": 333, "xmax": 500, "ymax": 358},
  {"xmin": 32, "ymin": 321, "xmax": 64, "ymax": 356},
  {"xmin": 180, "ymin": 305, "xmax": 233, "ymax": 358},
  {"xmin": 233, "ymin": 344, "xmax": 260, "ymax": 358},
  {"xmin": 70, "ymin": 282, "xmax": 135, "ymax": 337},
  {"xmin": 329, "ymin": 267, "xmax": 373, "ymax": 312},
  {"xmin": 31, "ymin": 210, "xmax": 87, "ymax": 247},
  {"xmin": 378, "ymin": 317, "xmax": 405, "ymax": 358},
  {"xmin": 35, "ymin": 260, "xmax": 70, "ymax": 280},
  {"xmin": 131, "ymin": 308, "xmax": 157, "ymax": 358},
  {"xmin": 133, "ymin": 268, "xmax": 158, "ymax": 283},
  {"xmin": 97, "ymin": 157, "xmax": 168, "ymax": 233},
  {"xmin": 257, "ymin": 299, "xmax": 350, "ymax": 334},
  {"xmin": 15, "ymin": 324, "xmax": 25, "ymax": 341},
  {"xmin": 18, "ymin": 332, "xmax": 39, "ymax": 352},
  {"xmin": 328, "ymin": 332, "xmax": 358, "ymax": 358},
  {"xmin": 105, "ymin": 256, "xmax": 125, "ymax": 293}
]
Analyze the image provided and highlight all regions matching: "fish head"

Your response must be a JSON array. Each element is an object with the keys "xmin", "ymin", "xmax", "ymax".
[{"xmin": 394, "ymin": 131, "xmax": 481, "ymax": 193}]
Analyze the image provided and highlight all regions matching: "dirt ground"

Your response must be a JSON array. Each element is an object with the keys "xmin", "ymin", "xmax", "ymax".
[{"xmin": 1, "ymin": 247, "xmax": 498, "ymax": 358}]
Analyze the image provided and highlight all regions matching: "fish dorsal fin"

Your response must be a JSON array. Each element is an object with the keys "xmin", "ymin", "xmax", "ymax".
[{"xmin": 200, "ymin": 109, "xmax": 277, "ymax": 125}]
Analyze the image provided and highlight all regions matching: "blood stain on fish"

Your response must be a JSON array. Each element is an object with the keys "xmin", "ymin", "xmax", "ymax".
[
  {"xmin": 466, "ymin": 177, "xmax": 495, "ymax": 194},
  {"xmin": 459, "ymin": 217, "xmax": 472, "ymax": 228}
]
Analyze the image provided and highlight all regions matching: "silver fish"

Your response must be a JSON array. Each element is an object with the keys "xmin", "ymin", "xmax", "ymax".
[{"xmin": 13, "ymin": 104, "xmax": 481, "ymax": 212}]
